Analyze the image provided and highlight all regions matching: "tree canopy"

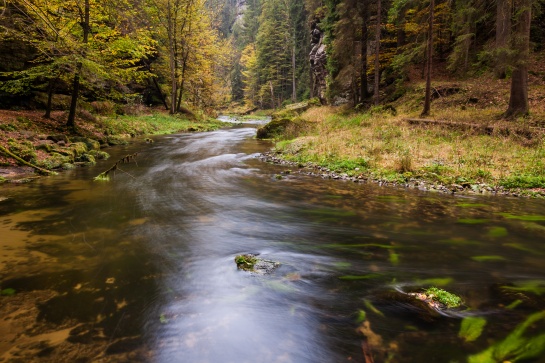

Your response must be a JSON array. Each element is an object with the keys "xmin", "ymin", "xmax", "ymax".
[{"xmin": 0, "ymin": 0, "xmax": 543, "ymax": 121}]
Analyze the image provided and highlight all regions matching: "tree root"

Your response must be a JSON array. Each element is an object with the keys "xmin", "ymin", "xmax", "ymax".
[{"xmin": 0, "ymin": 144, "xmax": 57, "ymax": 176}]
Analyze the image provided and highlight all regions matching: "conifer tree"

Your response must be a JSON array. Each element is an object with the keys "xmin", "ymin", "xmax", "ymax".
[{"xmin": 505, "ymin": 0, "xmax": 532, "ymax": 118}]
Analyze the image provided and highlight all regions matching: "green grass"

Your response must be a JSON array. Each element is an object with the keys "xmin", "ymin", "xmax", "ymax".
[
  {"xmin": 100, "ymin": 113, "xmax": 225, "ymax": 136},
  {"xmin": 269, "ymin": 103, "xmax": 545, "ymax": 195}
]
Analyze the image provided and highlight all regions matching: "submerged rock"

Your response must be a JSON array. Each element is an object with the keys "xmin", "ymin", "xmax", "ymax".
[{"xmin": 235, "ymin": 254, "xmax": 280, "ymax": 274}]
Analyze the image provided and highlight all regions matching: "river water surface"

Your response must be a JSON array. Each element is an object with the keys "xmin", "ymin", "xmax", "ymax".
[{"xmin": 1, "ymin": 117, "xmax": 545, "ymax": 363}]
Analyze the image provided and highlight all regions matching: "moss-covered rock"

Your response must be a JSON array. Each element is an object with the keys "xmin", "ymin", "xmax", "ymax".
[
  {"xmin": 62, "ymin": 163, "xmax": 76, "ymax": 170},
  {"xmin": 256, "ymin": 116, "xmax": 310, "ymax": 140},
  {"xmin": 408, "ymin": 287, "xmax": 463, "ymax": 309},
  {"xmin": 69, "ymin": 142, "xmax": 89, "ymax": 158},
  {"xmin": 71, "ymin": 136, "xmax": 101, "ymax": 151},
  {"xmin": 284, "ymin": 101, "xmax": 312, "ymax": 113},
  {"xmin": 234, "ymin": 254, "xmax": 280, "ymax": 274},
  {"xmin": 76, "ymin": 153, "xmax": 96, "ymax": 164},
  {"xmin": 88, "ymin": 150, "xmax": 110, "ymax": 160},
  {"xmin": 37, "ymin": 152, "xmax": 71, "ymax": 169},
  {"xmin": 46, "ymin": 134, "xmax": 70, "ymax": 144},
  {"xmin": 256, "ymin": 118, "xmax": 293, "ymax": 139},
  {"xmin": 35, "ymin": 141, "xmax": 54, "ymax": 153}
]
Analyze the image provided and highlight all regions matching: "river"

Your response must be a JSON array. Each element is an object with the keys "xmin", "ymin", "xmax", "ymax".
[{"xmin": 1, "ymin": 117, "xmax": 545, "ymax": 363}]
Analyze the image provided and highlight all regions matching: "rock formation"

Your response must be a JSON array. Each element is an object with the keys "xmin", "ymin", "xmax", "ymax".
[{"xmin": 309, "ymin": 23, "xmax": 327, "ymax": 104}]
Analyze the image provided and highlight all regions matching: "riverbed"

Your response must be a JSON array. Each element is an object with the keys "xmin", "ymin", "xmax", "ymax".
[{"xmin": 1, "ymin": 117, "xmax": 545, "ymax": 362}]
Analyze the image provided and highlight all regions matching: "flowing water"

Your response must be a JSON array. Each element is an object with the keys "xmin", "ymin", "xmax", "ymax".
[{"xmin": 1, "ymin": 117, "xmax": 545, "ymax": 363}]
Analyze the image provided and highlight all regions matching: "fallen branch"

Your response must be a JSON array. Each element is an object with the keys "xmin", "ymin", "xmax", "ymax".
[
  {"xmin": 0, "ymin": 144, "xmax": 57, "ymax": 176},
  {"xmin": 94, "ymin": 153, "xmax": 138, "ymax": 181}
]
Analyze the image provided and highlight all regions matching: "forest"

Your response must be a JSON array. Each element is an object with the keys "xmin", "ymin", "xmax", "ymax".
[
  {"xmin": 0, "ymin": 0, "xmax": 545, "ymax": 191},
  {"xmin": 1, "ymin": 0, "xmax": 543, "ymax": 118}
]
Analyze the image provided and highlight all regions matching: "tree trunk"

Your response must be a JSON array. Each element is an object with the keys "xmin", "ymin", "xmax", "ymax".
[
  {"xmin": 151, "ymin": 76, "xmax": 169, "ymax": 110},
  {"xmin": 360, "ymin": 2, "xmax": 369, "ymax": 102},
  {"xmin": 495, "ymin": 0, "xmax": 512, "ymax": 79},
  {"xmin": 66, "ymin": 0, "xmax": 89, "ymax": 128},
  {"xmin": 44, "ymin": 77, "xmax": 58, "ymax": 119},
  {"xmin": 373, "ymin": 0, "xmax": 381, "ymax": 106},
  {"xmin": 176, "ymin": 55, "xmax": 189, "ymax": 113},
  {"xmin": 421, "ymin": 0, "xmax": 434, "ymax": 117},
  {"xmin": 292, "ymin": 45, "xmax": 296, "ymax": 103},
  {"xmin": 269, "ymin": 80, "xmax": 276, "ymax": 109},
  {"xmin": 170, "ymin": 49, "xmax": 177, "ymax": 114},
  {"xmin": 505, "ymin": 0, "xmax": 532, "ymax": 118}
]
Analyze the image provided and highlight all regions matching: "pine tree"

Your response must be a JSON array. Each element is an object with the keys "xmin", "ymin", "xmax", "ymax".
[{"xmin": 505, "ymin": 0, "xmax": 533, "ymax": 118}]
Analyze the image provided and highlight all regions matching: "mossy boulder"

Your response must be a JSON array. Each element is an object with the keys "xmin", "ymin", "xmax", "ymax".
[
  {"xmin": 284, "ymin": 101, "xmax": 311, "ymax": 113},
  {"xmin": 256, "ymin": 118, "xmax": 293, "ymax": 139},
  {"xmin": 76, "ymin": 153, "xmax": 96, "ymax": 164},
  {"xmin": 88, "ymin": 150, "xmax": 110, "ymax": 160},
  {"xmin": 235, "ymin": 254, "xmax": 280, "ymax": 274},
  {"xmin": 71, "ymin": 136, "xmax": 101, "ymax": 151},
  {"xmin": 70, "ymin": 142, "xmax": 89, "ymax": 157},
  {"xmin": 37, "ymin": 152, "xmax": 71, "ymax": 169},
  {"xmin": 35, "ymin": 141, "xmax": 54, "ymax": 153},
  {"xmin": 47, "ymin": 134, "xmax": 70, "ymax": 144}
]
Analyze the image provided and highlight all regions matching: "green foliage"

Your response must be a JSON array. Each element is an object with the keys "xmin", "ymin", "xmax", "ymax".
[
  {"xmin": 458, "ymin": 316, "xmax": 486, "ymax": 342},
  {"xmin": 1, "ymin": 288, "xmax": 16, "ymax": 296},
  {"xmin": 499, "ymin": 174, "xmax": 545, "ymax": 189},
  {"xmin": 488, "ymin": 227, "xmax": 508, "ymax": 238},
  {"xmin": 501, "ymin": 280, "xmax": 545, "ymax": 295},
  {"xmin": 468, "ymin": 311, "xmax": 545, "ymax": 363},
  {"xmin": 424, "ymin": 287, "xmax": 462, "ymax": 308},
  {"xmin": 459, "ymin": 316, "xmax": 487, "ymax": 342}
]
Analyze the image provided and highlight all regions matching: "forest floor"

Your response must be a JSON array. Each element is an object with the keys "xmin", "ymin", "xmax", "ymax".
[
  {"xmin": 0, "ymin": 109, "xmax": 225, "ymax": 183},
  {"xmin": 267, "ymin": 58, "xmax": 545, "ymax": 197}
]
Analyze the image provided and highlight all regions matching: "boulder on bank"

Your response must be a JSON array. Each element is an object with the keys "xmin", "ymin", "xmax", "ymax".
[
  {"xmin": 256, "ymin": 118, "xmax": 293, "ymax": 139},
  {"xmin": 71, "ymin": 136, "xmax": 101, "ymax": 151}
]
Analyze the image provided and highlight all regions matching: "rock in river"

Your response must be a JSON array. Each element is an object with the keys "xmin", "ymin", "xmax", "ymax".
[{"xmin": 234, "ymin": 254, "xmax": 280, "ymax": 274}]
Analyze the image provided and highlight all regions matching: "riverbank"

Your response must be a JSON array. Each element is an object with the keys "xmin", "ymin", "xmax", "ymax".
[
  {"xmin": 259, "ymin": 74, "xmax": 545, "ymax": 198},
  {"xmin": 0, "ymin": 109, "xmax": 225, "ymax": 182}
]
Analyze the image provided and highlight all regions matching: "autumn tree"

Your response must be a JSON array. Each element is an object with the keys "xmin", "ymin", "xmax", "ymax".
[
  {"xmin": 0, "ymin": 0, "xmax": 155, "ymax": 127},
  {"xmin": 147, "ymin": 0, "xmax": 227, "ymax": 113}
]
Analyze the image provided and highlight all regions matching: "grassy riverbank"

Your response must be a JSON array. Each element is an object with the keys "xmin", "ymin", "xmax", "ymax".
[
  {"xmin": 267, "ymin": 77, "xmax": 545, "ymax": 197},
  {"xmin": 0, "ymin": 109, "xmax": 225, "ymax": 181}
]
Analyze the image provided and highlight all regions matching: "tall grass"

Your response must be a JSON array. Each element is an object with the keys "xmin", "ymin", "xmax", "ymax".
[{"xmin": 275, "ymin": 105, "xmax": 545, "ymax": 189}]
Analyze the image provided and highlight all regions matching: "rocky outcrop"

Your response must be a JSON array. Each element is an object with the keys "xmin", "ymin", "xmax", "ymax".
[
  {"xmin": 310, "ymin": 23, "xmax": 327, "ymax": 104},
  {"xmin": 233, "ymin": 0, "xmax": 248, "ymax": 29}
]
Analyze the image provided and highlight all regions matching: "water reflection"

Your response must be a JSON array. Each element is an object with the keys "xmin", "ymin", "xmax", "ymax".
[{"xmin": 1, "ymin": 120, "xmax": 545, "ymax": 362}]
